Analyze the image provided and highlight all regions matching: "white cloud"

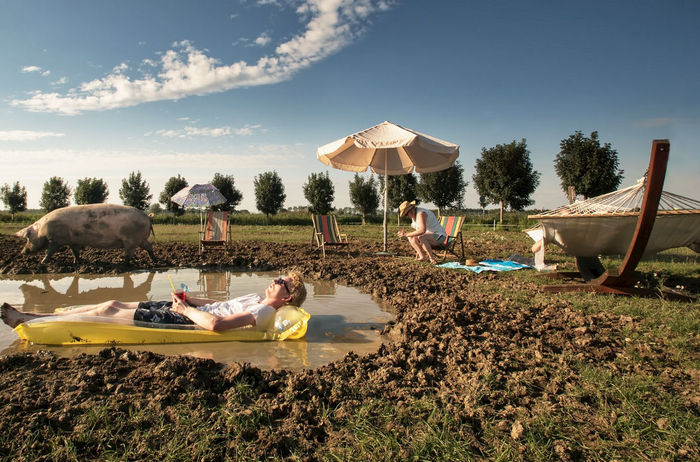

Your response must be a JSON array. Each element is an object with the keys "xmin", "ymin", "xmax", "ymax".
[
  {"xmin": 153, "ymin": 123, "xmax": 264, "ymax": 138},
  {"xmin": 155, "ymin": 126, "xmax": 232, "ymax": 138},
  {"xmin": 21, "ymin": 66, "xmax": 42, "ymax": 73},
  {"xmin": 0, "ymin": 146, "xmax": 308, "ymax": 209},
  {"xmin": 235, "ymin": 124, "xmax": 265, "ymax": 136},
  {"xmin": 0, "ymin": 130, "xmax": 65, "ymax": 141},
  {"xmin": 51, "ymin": 77, "xmax": 68, "ymax": 86},
  {"xmin": 11, "ymin": 0, "xmax": 391, "ymax": 115},
  {"xmin": 41, "ymin": 70, "xmax": 51, "ymax": 77},
  {"xmin": 254, "ymin": 32, "xmax": 271, "ymax": 47}
]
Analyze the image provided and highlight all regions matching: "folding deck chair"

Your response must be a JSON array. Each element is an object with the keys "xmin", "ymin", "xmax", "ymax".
[
  {"xmin": 311, "ymin": 214, "xmax": 349, "ymax": 257},
  {"xmin": 436, "ymin": 215, "xmax": 466, "ymax": 260},
  {"xmin": 199, "ymin": 211, "xmax": 231, "ymax": 254}
]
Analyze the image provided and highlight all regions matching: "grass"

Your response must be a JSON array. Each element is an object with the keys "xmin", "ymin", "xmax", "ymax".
[{"xmin": 1, "ymin": 222, "xmax": 697, "ymax": 460}]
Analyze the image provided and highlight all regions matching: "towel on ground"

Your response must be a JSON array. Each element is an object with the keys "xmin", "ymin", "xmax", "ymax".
[{"xmin": 437, "ymin": 259, "xmax": 533, "ymax": 273}]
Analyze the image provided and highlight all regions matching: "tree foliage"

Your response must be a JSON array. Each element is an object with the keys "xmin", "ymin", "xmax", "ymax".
[
  {"xmin": 40, "ymin": 176, "xmax": 71, "ymax": 212},
  {"xmin": 254, "ymin": 171, "xmax": 286, "ymax": 218},
  {"xmin": 380, "ymin": 173, "xmax": 418, "ymax": 210},
  {"xmin": 473, "ymin": 139, "xmax": 540, "ymax": 222},
  {"xmin": 211, "ymin": 173, "xmax": 243, "ymax": 212},
  {"xmin": 418, "ymin": 162, "xmax": 468, "ymax": 213},
  {"xmin": 159, "ymin": 175, "xmax": 188, "ymax": 216},
  {"xmin": 74, "ymin": 177, "xmax": 109, "ymax": 205},
  {"xmin": 1, "ymin": 182, "xmax": 28, "ymax": 219},
  {"xmin": 302, "ymin": 172, "xmax": 335, "ymax": 215},
  {"xmin": 349, "ymin": 174, "xmax": 380, "ymax": 224},
  {"xmin": 119, "ymin": 171, "xmax": 152, "ymax": 210},
  {"xmin": 554, "ymin": 131, "xmax": 624, "ymax": 199}
]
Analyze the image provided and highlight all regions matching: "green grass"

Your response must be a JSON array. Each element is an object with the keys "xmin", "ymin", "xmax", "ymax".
[{"xmin": 1, "ymin": 221, "xmax": 697, "ymax": 460}]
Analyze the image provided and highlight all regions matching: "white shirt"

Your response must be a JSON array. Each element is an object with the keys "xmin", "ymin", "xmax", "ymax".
[
  {"xmin": 197, "ymin": 293, "xmax": 276, "ymax": 330},
  {"xmin": 411, "ymin": 207, "xmax": 446, "ymax": 238}
]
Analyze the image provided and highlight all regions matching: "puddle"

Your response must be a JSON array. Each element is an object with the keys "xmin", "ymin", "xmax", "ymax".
[{"xmin": 0, "ymin": 270, "xmax": 393, "ymax": 370}]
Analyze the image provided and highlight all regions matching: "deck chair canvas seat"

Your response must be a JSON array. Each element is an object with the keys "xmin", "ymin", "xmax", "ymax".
[
  {"xmin": 436, "ymin": 216, "xmax": 466, "ymax": 260},
  {"xmin": 200, "ymin": 211, "xmax": 231, "ymax": 254},
  {"xmin": 311, "ymin": 214, "xmax": 348, "ymax": 257}
]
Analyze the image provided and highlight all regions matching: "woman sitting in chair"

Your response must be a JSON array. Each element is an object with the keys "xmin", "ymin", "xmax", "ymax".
[{"xmin": 396, "ymin": 200, "xmax": 446, "ymax": 265}]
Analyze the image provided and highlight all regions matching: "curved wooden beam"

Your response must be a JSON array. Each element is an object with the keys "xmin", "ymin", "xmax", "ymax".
[{"xmin": 542, "ymin": 140, "xmax": 695, "ymax": 300}]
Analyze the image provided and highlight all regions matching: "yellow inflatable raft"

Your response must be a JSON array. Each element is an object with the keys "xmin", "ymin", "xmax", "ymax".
[{"xmin": 15, "ymin": 306, "xmax": 310, "ymax": 345}]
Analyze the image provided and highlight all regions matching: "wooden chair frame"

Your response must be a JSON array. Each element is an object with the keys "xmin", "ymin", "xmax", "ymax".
[
  {"xmin": 199, "ymin": 211, "xmax": 231, "ymax": 254},
  {"xmin": 311, "ymin": 214, "xmax": 349, "ymax": 257}
]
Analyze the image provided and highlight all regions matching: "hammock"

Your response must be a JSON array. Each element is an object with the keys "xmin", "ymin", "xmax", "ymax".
[{"xmin": 528, "ymin": 178, "xmax": 700, "ymax": 258}]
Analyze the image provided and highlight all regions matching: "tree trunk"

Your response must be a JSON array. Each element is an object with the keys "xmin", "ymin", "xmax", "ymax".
[
  {"xmin": 499, "ymin": 200, "xmax": 503, "ymax": 225},
  {"xmin": 361, "ymin": 214, "xmax": 366, "ymax": 225}
]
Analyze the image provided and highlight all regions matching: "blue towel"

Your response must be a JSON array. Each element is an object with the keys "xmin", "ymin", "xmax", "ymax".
[{"xmin": 437, "ymin": 259, "xmax": 532, "ymax": 273}]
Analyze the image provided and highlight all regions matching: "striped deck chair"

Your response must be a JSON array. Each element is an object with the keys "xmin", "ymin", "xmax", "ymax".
[
  {"xmin": 199, "ymin": 211, "xmax": 231, "ymax": 254},
  {"xmin": 436, "ymin": 215, "xmax": 466, "ymax": 260},
  {"xmin": 311, "ymin": 214, "xmax": 349, "ymax": 257}
]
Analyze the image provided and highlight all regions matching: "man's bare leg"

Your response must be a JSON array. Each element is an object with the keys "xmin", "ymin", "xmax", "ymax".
[
  {"xmin": 1, "ymin": 301, "xmax": 139, "ymax": 328},
  {"xmin": 53, "ymin": 300, "xmax": 140, "ymax": 315},
  {"xmin": 1, "ymin": 303, "xmax": 43, "ymax": 327}
]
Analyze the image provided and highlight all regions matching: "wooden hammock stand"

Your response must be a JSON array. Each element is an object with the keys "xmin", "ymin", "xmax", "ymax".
[{"xmin": 542, "ymin": 139, "xmax": 692, "ymax": 300}]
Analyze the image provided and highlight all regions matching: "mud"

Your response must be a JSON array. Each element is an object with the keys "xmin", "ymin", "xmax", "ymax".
[{"xmin": 0, "ymin": 233, "xmax": 697, "ymax": 460}]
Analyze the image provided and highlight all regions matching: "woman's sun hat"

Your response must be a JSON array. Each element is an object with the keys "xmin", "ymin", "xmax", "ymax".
[{"xmin": 399, "ymin": 200, "xmax": 417, "ymax": 217}]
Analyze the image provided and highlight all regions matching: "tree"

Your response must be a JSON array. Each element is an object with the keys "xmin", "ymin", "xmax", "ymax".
[
  {"xmin": 478, "ymin": 195, "xmax": 488, "ymax": 214},
  {"xmin": 1, "ymin": 181, "xmax": 28, "ymax": 220},
  {"xmin": 210, "ymin": 173, "xmax": 243, "ymax": 212},
  {"xmin": 380, "ymin": 173, "xmax": 418, "ymax": 224},
  {"xmin": 149, "ymin": 203, "xmax": 162, "ymax": 214},
  {"xmin": 159, "ymin": 175, "xmax": 188, "ymax": 216},
  {"xmin": 348, "ymin": 174, "xmax": 380, "ymax": 225},
  {"xmin": 119, "ymin": 171, "xmax": 152, "ymax": 210},
  {"xmin": 40, "ymin": 176, "xmax": 71, "ymax": 212},
  {"xmin": 254, "ymin": 171, "xmax": 286, "ymax": 218},
  {"xmin": 302, "ymin": 172, "xmax": 335, "ymax": 215},
  {"xmin": 418, "ymin": 162, "xmax": 468, "ymax": 215},
  {"xmin": 74, "ymin": 177, "xmax": 109, "ymax": 204},
  {"xmin": 554, "ymin": 131, "xmax": 624, "ymax": 199},
  {"xmin": 473, "ymin": 139, "xmax": 540, "ymax": 223}
]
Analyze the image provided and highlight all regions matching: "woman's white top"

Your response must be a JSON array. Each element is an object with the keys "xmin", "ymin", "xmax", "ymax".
[
  {"xmin": 198, "ymin": 293, "xmax": 276, "ymax": 330},
  {"xmin": 411, "ymin": 207, "xmax": 446, "ymax": 238}
]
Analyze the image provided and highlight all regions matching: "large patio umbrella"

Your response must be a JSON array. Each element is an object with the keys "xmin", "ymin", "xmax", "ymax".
[
  {"xmin": 317, "ymin": 121, "xmax": 460, "ymax": 252},
  {"xmin": 171, "ymin": 184, "xmax": 227, "ymax": 229}
]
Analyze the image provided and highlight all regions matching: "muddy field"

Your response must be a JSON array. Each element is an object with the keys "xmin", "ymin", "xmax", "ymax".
[{"xmin": 0, "ymin": 233, "xmax": 697, "ymax": 460}]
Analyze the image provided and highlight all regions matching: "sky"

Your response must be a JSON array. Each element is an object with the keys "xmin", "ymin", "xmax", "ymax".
[{"xmin": 1, "ymin": 0, "xmax": 699, "ymax": 213}]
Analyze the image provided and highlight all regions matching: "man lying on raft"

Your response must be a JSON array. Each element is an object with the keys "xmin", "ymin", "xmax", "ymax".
[{"xmin": 1, "ymin": 272, "xmax": 306, "ymax": 332}]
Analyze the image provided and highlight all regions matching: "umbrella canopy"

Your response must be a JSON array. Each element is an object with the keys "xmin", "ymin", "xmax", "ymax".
[
  {"xmin": 171, "ymin": 184, "xmax": 226, "ymax": 209},
  {"xmin": 171, "ymin": 184, "xmax": 227, "ymax": 230},
  {"xmin": 317, "ymin": 121, "xmax": 460, "ymax": 252}
]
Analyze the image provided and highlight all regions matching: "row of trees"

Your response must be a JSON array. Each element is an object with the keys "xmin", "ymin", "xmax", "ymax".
[{"xmin": 1, "ymin": 131, "xmax": 623, "ymax": 222}]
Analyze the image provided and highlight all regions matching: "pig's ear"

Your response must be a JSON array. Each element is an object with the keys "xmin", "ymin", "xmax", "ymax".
[{"xmin": 14, "ymin": 226, "xmax": 33, "ymax": 239}]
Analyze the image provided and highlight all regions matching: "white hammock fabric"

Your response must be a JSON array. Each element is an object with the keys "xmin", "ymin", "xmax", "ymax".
[{"xmin": 528, "ymin": 179, "xmax": 700, "ymax": 258}]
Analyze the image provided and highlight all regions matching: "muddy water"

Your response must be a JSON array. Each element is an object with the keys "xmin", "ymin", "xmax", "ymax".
[{"xmin": 0, "ymin": 270, "xmax": 393, "ymax": 370}]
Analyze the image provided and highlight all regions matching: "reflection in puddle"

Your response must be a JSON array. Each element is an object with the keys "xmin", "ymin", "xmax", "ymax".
[{"xmin": 0, "ymin": 270, "xmax": 393, "ymax": 370}]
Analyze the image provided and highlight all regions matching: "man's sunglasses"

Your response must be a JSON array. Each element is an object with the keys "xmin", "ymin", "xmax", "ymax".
[{"xmin": 274, "ymin": 277, "xmax": 290, "ymax": 294}]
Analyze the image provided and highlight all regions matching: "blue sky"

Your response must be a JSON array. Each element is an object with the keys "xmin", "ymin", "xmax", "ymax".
[{"xmin": 1, "ymin": 0, "xmax": 698, "ymax": 212}]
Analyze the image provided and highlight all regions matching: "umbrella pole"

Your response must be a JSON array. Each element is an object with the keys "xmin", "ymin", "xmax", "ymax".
[{"xmin": 383, "ymin": 153, "xmax": 388, "ymax": 252}]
